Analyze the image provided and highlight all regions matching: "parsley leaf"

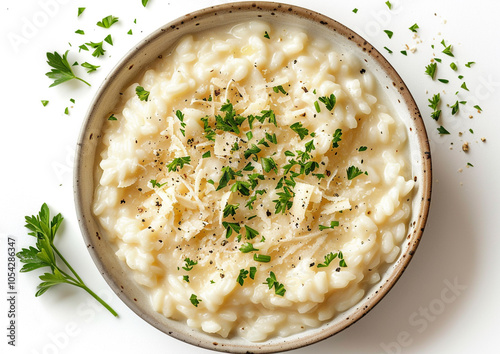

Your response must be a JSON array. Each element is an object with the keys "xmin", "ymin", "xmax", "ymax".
[
  {"xmin": 237, "ymin": 269, "xmax": 249, "ymax": 285},
  {"xmin": 290, "ymin": 122, "xmax": 309, "ymax": 140},
  {"xmin": 104, "ymin": 34, "xmax": 113, "ymax": 46},
  {"xmin": 223, "ymin": 203, "xmax": 239, "ymax": 218},
  {"xmin": 409, "ymin": 23, "xmax": 419, "ymax": 32},
  {"xmin": 273, "ymin": 186, "xmax": 294, "ymax": 214},
  {"xmin": 442, "ymin": 45, "xmax": 454, "ymax": 57},
  {"xmin": 317, "ymin": 252, "xmax": 337, "ymax": 268},
  {"xmin": 461, "ymin": 82, "xmax": 469, "ymax": 91},
  {"xmin": 384, "ymin": 30, "xmax": 393, "ymax": 39},
  {"xmin": 358, "ymin": 146, "xmax": 367, "ymax": 152},
  {"xmin": 190, "ymin": 294, "xmax": 201, "ymax": 307},
  {"xmin": 136, "ymin": 86, "xmax": 150, "ymax": 101},
  {"xmin": 346, "ymin": 166, "xmax": 365, "ymax": 180},
  {"xmin": 318, "ymin": 94, "xmax": 337, "ymax": 111},
  {"xmin": 425, "ymin": 63, "xmax": 437, "ymax": 79},
  {"xmin": 451, "ymin": 101, "xmax": 460, "ymax": 115},
  {"xmin": 97, "ymin": 15, "xmax": 119, "ymax": 29},
  {"xmin": 437, "ymin": 126, "xmax": 450, "ymax": 135},
  {"xmin": 273, "ymin": 85, "xmax": 287, "ymax": 95},
  {"xmin": 261, "ymin": 157, "xmax": 278, "ymax": 173},
  {"xmin": 332, "ymin": 129, "xmax": 342, "ymax": 148},
  {"xmin": 175, "ymin": 110, "xmax": 186, "ymax": 136},
  {"xmin": 217, "ymin": 166, "xmax": 239, "ymax": 191},
  {"xmin": 81, "ymin": 62, "xmax": 100, "ymax": 73},
  {"xmin": 85, "ymin": 41, "xmax": 105, "ymax": 57},
  {"xmin": 78, "ymin": 8, "xmax": 85, "ymax": 17},
  {"xmin": 108, "ymin": 114, "xmax": 117, "ymax": 121},
  {"xmin": 150, "ymin": 179, "xmax": 167, "ymax": 188},
  {"xmin": 264, "ymin": 272, "xmax": 286, "ymax": 296},
  {"xmin": 222, "ymin": 222, "xmax": 241, "ymax": 239},
  {"xmin": 264, "ymin": 31, "xmax": 270, "ymax": 39},
  {"xmin": 45, "ymin": 51, "xmax": 90, "ymax": 87},
  {"xmin": 465, "ymin": 62, "xmax": 475, "ymax": 68},
  {"xmin": 182, "ymin": 258, "xmax": 197, "ymax": 271},
  {"xmin": 245, "ymin": 225, "xmax": 259, "ymax": 240},
  {"xmin": 231, "ymin": 180, "xmax": 251, "ymax": 196},
  {"xmin": 142, "ymin": 0, "xmax": 150, "ymax": 7},
  {"xmin": 166, "ymin": 156, "xmax": 191, "ymax": 172},
  {"xmin": 41, "ymin": 100, "xmax": 49, "ymax": 107}
]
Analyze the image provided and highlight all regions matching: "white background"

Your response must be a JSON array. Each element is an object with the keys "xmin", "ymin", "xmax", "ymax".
[{"xmin": 1, "ymin": 0, "xmax": 499, "ymax": 353}]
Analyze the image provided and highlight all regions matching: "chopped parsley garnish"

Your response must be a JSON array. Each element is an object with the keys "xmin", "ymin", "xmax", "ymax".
[
  {"xmin": 428, "ymin": 93, "xmax": 440, "ymax": 111},
  {"xmin": 245, "ymin": 225, "xmax": 259, "ymax": 240},
  {"xmin": 202, "ymin": 151, "xmax": 211, "ymax": 159},
  {"xmin": 409, "ymin": 23, "xmax": 419, "ymax": 32},
  {"xmin": 273, "ymin": 85, "xmax": 287, "ymax": 95},
  {"xmin": 384, "ymin": 30, "xmax": 393, "ymax": 39},
  {"xmin": 175, "ymin": 110, "xmax": 186, "ymax": 136},
  {"xmin": 135, "ymin": 86, "xmax": 150, "ymax": 101},
  {"xmin": 217, "ymin": 166, "xmax": 239, "ymax": 191},
  {"xmin": 223, "ymin": 203, "xmax": 239, "ymax": 218},
  {"xmin": 318, "ymin": 94, "xmax": 337, "ymax": 111},
  {"xmin": 86, "ymin": 41, "xmax": 105, "ymax": 57},
  {"xmin": 142, "ymin": 0, "xmax": 150, "ymax": 7},
  {"xmin": 75, "ymin": 29, "xmax": 85, "ymax": 35},
  {"xmin": 317, "ymin": 252, "xmax": 336, "ymax": 268},
  {"xmin": 385, "ymin": 1, "xmax": 392, "ymax": 9},
  {"xmin": 215, "ymin": 101, "xmax": 246, "ymax": 134},
  {"xmin": 245, "ymin": 190, "xmax": 265, "ymax": 209},
  {"xmin": 318, "ymin": 221, "xmax": 339, "ymax": 231},
  {"xmin": 442, "ymin": 45, "xmax": 454, "ymax": 57},
  {"xmin": 222, "ymin": 222, "xmax": 241, "ymax": 239},
  {"xmin": 246, "ymin": 131, "xmax": 253, "ymax": 141},
  {"xmin": 190, "ymin": 294, "xmax": 201, "ymax": 307},
  {"xmin": 384, "ymin": 47, "xmax": 393, "ymax": 54},
  {"xmin": 41, "ymin": 100, "xmax": 49, "ymax": 107},
  {"xmin": 467, "ymin": 162, "xmax": 474, "ymax": 167},
  {"xmin": 437, "ymin": 126, "xmax": 450, "ymax": 135},
  {"xmin": 264, "ymin": 272, "xmax": 286, "ymax": 296},
  {"xmin": 78, "ymin": 7, "xmax": 85, "ymax": 16},
  {"xmin": 352, "ymin": 8, "xmax": 358, "ymax": 13},
  {"xmin": 45, "ymin": 51, "xmax": 90, "ymax": 87},
  {"xmin": 461, "ymin": 82, "xmax": 469, "ymax": 91},
  {"xmin": 237, "ymin": 269, "xmax": 249, "ymax": 286},
  {"xmin": 451, "ymin": 101, "xmax": 460, "ymax": 115},
  {"xmin": 97, "ymin": 15, "xmax": 119, "ymax": 29},
  {"xmin": 253, "ymin": 254, "xmax": 271, "ymax": 263},
  {"xmin": 434, "ymin": 58, "xmax": 442, "ymax": 63},
  {"xmin": 81, "ymin": 62, "xmax": 100, "ymax": 73},
  {"xmin": 64, "ymin": 107, "xmax": 69, "ymax": 115},
  {"xmin": 358, "ymin": 146, "xmax": 368, "ymax": 152},
  {"xmin": 346, "ymin": 166, "xmax": 365, "ymax": 180},
  {"xmin": 104, "ymin": 35, "xmax": 113, "ymax": 46},
  {"xmin": 264, "ymin": 31, "xmax": 270, "ymax": 39},
  {"xmin": 231, "ymin": 180, "xmax": 251, "ymax": 196},
  {"xmin": 108, "ymin": 114, "xmax": 117, "ymax": 121},
  {"xmin": 200, "ymin": 117, "xmax": 216, "ymax": 141},
  {"xmin": 166, "ymin": 156, "xmax": 191, "ymax": 172},
  {"xmin": 259, "ymin": 109, "xmax": 277, "ymax": 126},
  {"xmin": 400, "ymin": 50, "xmax": 407, "ymax": 56},
  {"xmin": 474, "ymin": 105, "xmax": 482, "ymax": 112},
  {"xmin": 450, "ymin": 62, "xmax": 458, "ymax": 71},
  {"xmin": 183, "ymin": 275, "xmax": 189, "ymax": 283},
  {"xmin": 438, "ymin": 79, "xmax": 449, "ymax": 84},
  {"xmin": 290, "ymin": 122, "xmax": 309, "ymax": 140},
  {"xmin": 150, "ymin": 179, "xmax": 167, "ymax": 188},
  {"xmin": 465, "ymin": 62, "xmax": 475, "ymax": 68},
  {"xmin": 425, "ymin": 63, "xmax": 437, "ymax": 79},
  {"xmin": 273, "ymin": 186, "xmax": 294, "ymax": 214},
  {"xmin": 127, "ymin": 29, "xmax": 133, "ymax": 35},
  {"xmin": 266, "ymin": 132, "xmax": 278, "ymax": 144},
  {"xmin": 182, "ymin": 258, "xmax": 197, "ymax": 271},
  {"xmin": 261, "ymin": 157, "xmax": 278, "ymax": 173},
  {"xmin": 332, "ymin": 129, "xmax": 342, "ymax": 148}
]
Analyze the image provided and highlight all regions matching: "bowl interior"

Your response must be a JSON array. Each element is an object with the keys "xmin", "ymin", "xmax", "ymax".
[{"xmin": 74, "ymin": 2, "xmax": 431, "ymax": 353}]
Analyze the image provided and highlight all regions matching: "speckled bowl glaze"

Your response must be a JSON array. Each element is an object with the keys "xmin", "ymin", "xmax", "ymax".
[{"xmin": 74, "ymin": 2, "xmax": 432, "ymax": 353}]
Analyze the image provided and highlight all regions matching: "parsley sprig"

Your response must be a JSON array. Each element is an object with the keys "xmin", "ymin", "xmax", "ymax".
[
  {"xmin": 16, "ymin": 204, "xmax": 117, "ymax": 316},
  {"xmin": 45, "ymin": 51, "xmax": 90, "ymax": 87}
]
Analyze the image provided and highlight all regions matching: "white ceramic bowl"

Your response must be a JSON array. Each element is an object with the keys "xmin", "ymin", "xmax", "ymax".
[{"xmin": 74, "ymin": 2, "xmax": 432, "ymax": 352}]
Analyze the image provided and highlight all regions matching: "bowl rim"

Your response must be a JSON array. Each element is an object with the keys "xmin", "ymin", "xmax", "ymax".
[{"xmin": 74, "ymin": 2, "xmax": 432, "ymax": 352}]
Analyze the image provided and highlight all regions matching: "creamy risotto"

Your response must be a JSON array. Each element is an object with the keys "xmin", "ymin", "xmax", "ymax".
[{"xmin": 93, "ymin": 21, "xmax": 414, "ymax": 341}]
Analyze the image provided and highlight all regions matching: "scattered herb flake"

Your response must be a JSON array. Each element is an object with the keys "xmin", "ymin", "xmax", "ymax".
[
  {"xmin": 190, "ymin": 294, "xmax": 201, "ymax": 307},
  {"xmin": 75, "ymin": 29, "xmax": 85, "ymax": 35},
  {"xmin": 438, "ymin": 79, "xmax": 449, "ymax": 84},
  {"xmin": 167, "ymin": 156, "xmax": 191, "ymax": 172},
  {"xmin": 318, "ymin": 94, "xmax": 336, "ymax": 111},
  {"xmin": 273, "ymin": 85, "xmax": 287, "ymax": 95},
  {"xmin": 409, "ymin": 23, "xmax": 419, "ymax": 32},
  {"xmin": 425, "ymin": 63, "xmax": 437, "ymax": 79},
  {"xmin": 465, "ymin": 62, "xmax": 475, "ymax": 68},
  {"xmin": 108, "ymin": 114, "xmax": 117, "ymax": 121},
  {"xmin": 41, "ymin": 100, "xmax": 49, "ymax": 107},
  {"xmin": 314, "ymin": 101, "xmax": 321, "ymax": 113},
  {"xmin": 346, "ymin": 166, "xmax": 364, "ymax": 180},
  {"xmin": 451, "ymin": 101, "xmax": 460, "ymax": 115},
  {"xmin": 182, "ymin": 258, "xmax": 197, "ymax": 271},
  {"xmin": 290, "ymin": 122, "xmax": 309, "ymax": 140},
  {"xmin": 264, "ymin": 31, "xmax": 270, "ymax": 39},
  {"xmin": 384, "ymin": 30, "xmax": 393, "ymax": 39},
  {"xmin": 127, "ymin": 29, "xmax": 133, "ymax": 35},
  {"xmin": 352, "ymin": 8, "xmax": 358, "ymax": 13},
  {"xmin": 78, "ymin": 8, "xmax": 85, "ymax": 17},
  {"xmin": 437, "ymin": 126, "xmax": 450, "ymax": 135},
  {"xmin": 474, "ymin": 105, "xmax": 482, "ymax": 112},
  {"xmin": 385, "ymin": 1, "xmax": 392, "ymax": 9},
  {"xmin": 135, "ymin": 86, "xmax": 150, "ymax": 101},
  {"xmin": 461, "ymin": 82, "xmax": 469, "ymax": 91},
  {"xmin": 332, "ymin": 129, "xmax": 342, "ymax": 148},
  {"xmin": 81, "ymin": 62, "xmax": 100, "ymax": 73},
  {"xmin": 450, "ymin": 62, "xmax": 458, "ymax": 71},
  {"xmin": 97, "ymin": 15, "xmax": 119, "ymax": 29},
  {"xmin": 85, "ymin": 41, "xmax": 105, "ymax": 57},
  {"xmin": 104, "ymin": 34, "xmax": 113, "ymax": 46},
  {"xmin": 319, "ymin": 221, "xmax": 340, "ymax": 231},
  {"xmin": 358, "ymin": 146, "xmax": 367, "ymax": 152},
  {"xmin": 202, "ymin": 151, "xmax": 211, "ymax": 159},
  {"xmin": 442, "ymin": 45, "xmax": 454, "ymax": 57},
  {"xmin": 384, "ymin": 46, "xmax": 393, "ymax": 54},
  {"xmin": 142, "ymin": 0, "xmax": 150, "ymax": 7},
  {"xmin": 400, "ymin": 50, "xmax": 407, "ymax": 56}
]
